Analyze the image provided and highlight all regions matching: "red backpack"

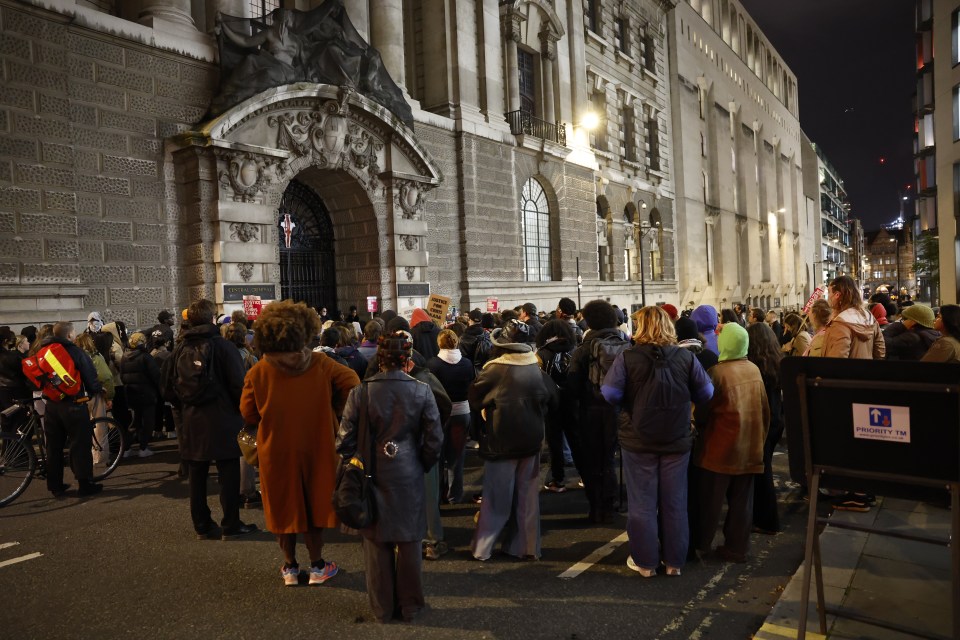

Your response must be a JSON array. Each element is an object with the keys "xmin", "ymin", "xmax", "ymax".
[{"xmin": 22, "ymin": 343, "xmax": 84, "ymax": 402}]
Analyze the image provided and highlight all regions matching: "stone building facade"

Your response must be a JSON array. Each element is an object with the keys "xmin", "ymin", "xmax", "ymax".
[
  {"xmin": 0, "ymin": 0, "xmax": 809, "ymax": 330},
  {"xmin": 667, "ymin": 0, "xmax": 814, "ymax": 313}
]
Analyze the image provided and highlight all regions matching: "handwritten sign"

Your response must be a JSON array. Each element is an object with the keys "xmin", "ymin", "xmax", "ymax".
[
  {"xmin": 486, "ymin": 297, "xmax": 499, "ymax": 313},
  {"xmin": 426, "ymin": 294, "xmax": 451, "ymax": 325}
]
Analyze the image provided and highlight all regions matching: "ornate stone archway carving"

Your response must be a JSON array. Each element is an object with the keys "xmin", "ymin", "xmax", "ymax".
[{"xmin": 171, "ymin": 84, "xmax": 442, "ymax": 310}]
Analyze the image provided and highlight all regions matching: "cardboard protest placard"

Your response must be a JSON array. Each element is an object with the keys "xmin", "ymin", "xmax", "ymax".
[{"xmin": 426, "ymin": 294, "xmax": 451, "ymax": 325}]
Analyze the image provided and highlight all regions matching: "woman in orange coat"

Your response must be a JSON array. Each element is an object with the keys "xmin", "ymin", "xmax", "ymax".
[{"xmin": 240, "ymin": 300, "xmax": 360, "ymax": 587}]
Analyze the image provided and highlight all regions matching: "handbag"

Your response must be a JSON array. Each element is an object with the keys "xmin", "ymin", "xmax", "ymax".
[
  {"xmin": 333, "ymin": 382, "xmax": 377, "ymax": 529},
  {"xmin": 237, "ymin": 424, "xmax": 258, "ymax": 467}
]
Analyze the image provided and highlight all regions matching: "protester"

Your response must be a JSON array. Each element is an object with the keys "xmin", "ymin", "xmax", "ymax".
[
  {"xmin": 35, "ymin": 322, "xmax": 105, "ymax": 497},
  {"xmin": 0, "ymin": 332, "xmax": 31, "ymax": 435},
  {"xmin": 556, "ymin": 297, "xmax": 584, "ymax": 344},
  {"xmin": 803, "ymin": 299, "xmax": 832, "ymax": 357},
  {"xmin": 675, "ymin": 317, "xmax": 718, "ymax": 371},
  {"xmin": 567, "ymin": 300, "xmax": 630, "ymax": 523},
  {"xmin": 601, "ymin": 307, "xmax": 713, "ymax": 577},
  {"xmin": 459, "ymin": 309, "xmax": 494, "ymax": 371},
  {"xmin": 426, "ymin": 329, "xmax": 475, "ymax": 505},
  {"xmin": 822, "ymin": 275, "xmax": 885, "ymax": 359},
  {"xmin": 411, "ymin": 308, "xmax": 441, "ymax": 360},
  {"xmin": 120, "ymin": 331, "xmax": 161, "ymax": 458},
  {"xmin": 690, "ymin": 305, "xmax": 720, "ymax": 355},
  {"xmin": 922, "ymin": 304, "xmax": 960, "ymax": 363},
  {"xmin": 163, "ymin": 299, "xmax": 257, "ymax": 541},
  {"xmin": 337, "ymin": 331, "xmax": 442, "ymax": 622},
  {"xmin": 780, "ymin": 313, "xmax": 811, "ymax": 357},
  {"xmin": 518, "ymin": 303, "xmax": 542, "ymax": 343},
  {"xmin": 469, "ymin": 321, "xmax": 558, "ymax": 560},
  {"xmin": 357, "ymin": 321, "xmax": 381, "ymax": 362},
  {"xmin": 222, "ymin": 322, "xmax": 261, "ymax": 510},
  {"xmin": 693, "ymin": 322, "xmax": 769, "ymax": 562},
  {"xmin": 534, "ymin": 319, "xmax": 579, "ymax": 493},
  {"xmin": 745, "ymin": 323, "xmax": 784, "ymax": 535},
  {"xmin": 74, "ymin": 332, "xmax": 115, "ymax": 465},
  {"xmin": 240, "ymin": 300, "xmax": 359, "ymax": 586},
  {"xmin": 884, "ymin": 303, "xmax": 940, "ymax": 361}
]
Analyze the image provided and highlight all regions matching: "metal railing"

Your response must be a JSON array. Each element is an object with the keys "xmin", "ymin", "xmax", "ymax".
[{"xmin": 505, "ymin": 110, "xmax": 567, "ymax": 146}]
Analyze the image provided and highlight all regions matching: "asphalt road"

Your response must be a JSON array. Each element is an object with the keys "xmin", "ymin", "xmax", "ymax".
[{"xmin": 0, "ymin": 441, "xmax": 807, "ymax": 640}]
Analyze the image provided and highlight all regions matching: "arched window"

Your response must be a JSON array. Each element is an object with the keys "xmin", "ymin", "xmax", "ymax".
[{"xmin": 521, "ymin": 178, "xmax": 552, "ymax": 281}]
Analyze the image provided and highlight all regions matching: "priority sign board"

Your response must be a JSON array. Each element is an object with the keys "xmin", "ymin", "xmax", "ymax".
[{"xmin": 852, "ymin": 403, "xmax": 910, "ymax": 443}]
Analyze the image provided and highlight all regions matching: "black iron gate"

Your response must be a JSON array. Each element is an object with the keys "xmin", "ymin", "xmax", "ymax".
[{"xmin": 277, "ymin": 180, "xmax": 337, "ymax": 312}]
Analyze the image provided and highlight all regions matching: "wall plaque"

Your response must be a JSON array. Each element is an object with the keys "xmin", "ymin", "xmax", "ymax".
[
  {"xmin": 224, "ymin": 284, "xmax": 276, "ymax": 302},
  {"xmin": 397, "ymin": 283, "xmax": 430, "ymax": 297}
]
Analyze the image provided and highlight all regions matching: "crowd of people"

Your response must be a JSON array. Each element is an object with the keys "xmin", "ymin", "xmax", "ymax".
[{"xmin": 1, "ymin": 273, "xmax": 958, "ymax": 623}]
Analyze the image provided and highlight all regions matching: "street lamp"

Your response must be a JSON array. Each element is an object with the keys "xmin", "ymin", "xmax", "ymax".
[{"xmin": 637, "ymin": 202, "xmax": 660, "ymax": 307}]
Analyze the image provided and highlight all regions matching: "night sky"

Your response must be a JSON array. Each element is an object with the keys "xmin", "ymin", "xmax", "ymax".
[{"xmin": 737, "ymin": 0, "xmax": 916, "ymax": 231}]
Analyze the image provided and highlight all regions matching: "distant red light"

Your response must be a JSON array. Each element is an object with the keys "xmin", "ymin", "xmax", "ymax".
[{"xmin": 879, "ymin": 157, "xmax": 886, "ymax": 164}]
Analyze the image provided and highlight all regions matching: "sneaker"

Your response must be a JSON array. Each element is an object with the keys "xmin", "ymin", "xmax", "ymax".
[
  {"xmin": 664, "ymin": 566, "xmax": 681, "ymax": 577},
  {"xmin": 626, "ymin": 556, "xmax": 656, "ymax": 578},
  {"xmin": 832, "ymin": 492, "xmax": 871, "ymax": 513},
  {"xmin": 423, "ymin": 541, "xmax": 448, "ymax": 561},
  {"xmin": 123, "ymin": 449, "xmax": 137, "ymax": 459},
  {"xmin": 308, "ymin": 561, "xmax": 338, "ymax": 585},
  {"xmin": 544, "ymin": 481, "xmax": 567, "ymax": 493},
  {"xmin": 577, "ymin": 479, "xmax": 585, "ymax": 489},
  {"xmin": 281, "ymin": 564, "xmax": 300, "ymax": 587},
  {"xmin": 241, "ymin": 491, "xmax": 262, "ymax": 509},
  {"xmin": 165, "ymin": 431, "xmax": 178, "ymax": 440},
  {"xmin": 138, "ymin": 447, "xmax": 154, "ymax": 458}
]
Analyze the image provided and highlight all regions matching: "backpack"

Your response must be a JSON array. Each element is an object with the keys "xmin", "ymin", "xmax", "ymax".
[
  {"xmin": 622, "ymin": 346, "xmax": 692, "ymax": 445},
  {"xmin": 170, "ymin": 338, "xmax": 219, "ymax": 406},
  {"xmin": 588, "ymin": 333, "xmax": 631, "ymax": 390},
  {"xmin": 22, "ymin": 343, "xmax": 84, "ymax": 402}
]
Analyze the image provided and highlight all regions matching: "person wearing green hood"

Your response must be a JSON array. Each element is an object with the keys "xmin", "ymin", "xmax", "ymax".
[{"xmin": 692, "ymin": 322, "xmax": 769, "ymax": 563}]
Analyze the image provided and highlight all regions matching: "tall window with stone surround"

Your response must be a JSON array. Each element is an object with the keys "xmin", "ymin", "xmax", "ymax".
[
  {"xmin": 590, "ymin": 90, "xmax": 608, "ymax": 151},
  {"xmin": 585, "ymin": 0, "xmax": 601, "ymax": 34},
  {"xmin": 521, "ymin": 178, "xmax": 552, "ymax": 282},
  {"xmin": 646, "ymin": 110, "xmax": 660, "ymax": 171},
  {"xmin": 249, "ymin": 0, "xmax": 280, "ymax": 19},
  {"xmin": 622, "ymin": 105, "xmax": 637, "ymax": 162},
  {"xmin": 518, "ymin": 48, "xmax": 537, "ymax": 116}
]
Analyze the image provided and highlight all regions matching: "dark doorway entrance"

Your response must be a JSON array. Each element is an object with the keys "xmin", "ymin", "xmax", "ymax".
[{"xmin": 277, "ymin": 179, "xmax": 337, "ymax": 312}]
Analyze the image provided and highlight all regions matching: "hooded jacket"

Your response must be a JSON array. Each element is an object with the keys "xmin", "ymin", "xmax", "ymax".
[
  {"xmin": 822, "ymin": 306, "xmax": 886, "ymax": 359},
  {"xmin": 459, "ymin": 324, "xmax": 493, "ymax": 370},
  {"xmin": 468, "ymin": 342, "xmax": 559, "ymax": 461},
  {"xmin": 87, "ymin": 311, "xmax": 104, "ymax": 334},
  {"xmin": 120, "ymin": 345, "xmax": 161, "ymax": 401},
  {"xmin": 694, "ymin": 323, "xmax": 769, "ymax": 475},
  {"xmin": 690, "ymin": 305, "xmax": 719, "ymax": 356},
  {"xmin": 410, "ymin": 308, "xmax": 441, "ymax": 360},
  {"xmin": 883, "ymin": 322, "xmax": 941, "ymax": 361}
]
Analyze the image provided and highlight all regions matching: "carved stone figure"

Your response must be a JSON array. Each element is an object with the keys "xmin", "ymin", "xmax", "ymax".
[
  {"xmin": 211, "ymin": 0, "xmax": 413, "ymax": 127},
  {"xmin": 230, "ymin": 222, "xmax": 259, "ymax": 243}
]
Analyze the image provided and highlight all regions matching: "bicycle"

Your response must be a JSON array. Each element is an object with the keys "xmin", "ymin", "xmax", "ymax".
[{"xmin": 0, "ymin": 399, "xmax": 126, "ymax": 507}]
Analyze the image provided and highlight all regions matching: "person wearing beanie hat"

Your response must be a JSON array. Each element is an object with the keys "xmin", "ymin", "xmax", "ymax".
[
  {"xmin": 410, "ymin": 308, "xmax": 441, "ymax": 360},
  {"xmin": 675, "ymin": 316, "xmax": 718, "ymax": 370},
  {"xmin": 884, "ymin": 303, "xmax": 941, "ymax": 361},
  {"xmin": 693, "ymin": 320, "xmax": 769, "ymax": 563},
  {"xmin": 661, "ymin": 304, "xmax": 679, "ymax": 322}
]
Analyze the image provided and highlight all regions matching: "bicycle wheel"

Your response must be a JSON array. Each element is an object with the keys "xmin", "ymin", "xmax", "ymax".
[
  {"xmin": 0, "ymin": 433, "xmax": 36, "ymax": 507},
  {"xmin": 91, "ymin": 416, "xmax": 126, "ymax": 482}
]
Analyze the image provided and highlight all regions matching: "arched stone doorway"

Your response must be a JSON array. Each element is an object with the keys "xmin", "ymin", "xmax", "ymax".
[
  {"xmin": 277, "ymin": 179, "xmax": 337, "ymax": 310},
  {"xmin": 170, "ymin": 84, "xmax": 442, "ymax": 314}
]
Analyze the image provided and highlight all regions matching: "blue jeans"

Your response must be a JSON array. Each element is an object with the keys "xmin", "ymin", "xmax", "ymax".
[{"xmin": 623, "ymin": 449, "xmax": 690, "ymax": 570}]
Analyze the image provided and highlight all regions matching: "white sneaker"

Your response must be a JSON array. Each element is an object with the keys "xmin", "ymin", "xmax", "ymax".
[
  {"xmin": 122, "ymin": 449, "xmax": 136, "ymax": 459},
  {"xmin": 281, "ymin": 565, "xmax": 299, "ymax": 587},
  {"xmin": 138, "ymin": 448, "xmax": 154, "ymax": 458},
  {"xmin": 626, "ymin": 555, "xmax": 657, "ymax": 578}
]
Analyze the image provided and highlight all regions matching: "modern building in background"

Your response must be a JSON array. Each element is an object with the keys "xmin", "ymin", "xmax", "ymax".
[
  {"xmin": 811, "ymin": 143, "xmax": 852, "ymax": 285},
  {"xmin": 0, "ymin": 0, "xmax": 813, "ymax": 329},
  {"xmin": 668, "ymin": 0, "xmax": 814, "ymax": 313},
  {"xmin": 915, "ymin": 0, "xmax": 959, "ymax": 304}
]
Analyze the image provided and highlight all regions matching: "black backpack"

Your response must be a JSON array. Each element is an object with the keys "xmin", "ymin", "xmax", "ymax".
[
  {"xmin": 622, "ymin": 346, "xmax": 692, "ymax": 445},
  {"xmin": 168, "ymin": 337, "xmax": 219, "ymax": 406},
  {"xmin": 588, "ymin": 333, "xmax": 631, "ymax": 390}
]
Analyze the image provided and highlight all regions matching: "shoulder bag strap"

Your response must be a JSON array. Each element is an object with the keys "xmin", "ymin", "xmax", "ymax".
[{"xmin": 357, "ymin": 382, "xmax": 375, "ymax": 481}]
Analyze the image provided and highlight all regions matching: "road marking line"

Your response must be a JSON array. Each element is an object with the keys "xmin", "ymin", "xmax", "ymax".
[
  {"xmin": 557, "ymin": 531, "xmax": 629, "ymax": 579},
  {"xmin": 0, "ymin": 552, "xmax": 42, "ymax": 569},
  {"xmin": 756, "ymin": 622, "xmax": 827, "ymax": 639},
  {"xmin": 659, "ymin": 563, "xmax": 731, "ymax": 634},
  {"xmin": 0, "ymin": 542, "xmax": 21, "ymax": 551}
]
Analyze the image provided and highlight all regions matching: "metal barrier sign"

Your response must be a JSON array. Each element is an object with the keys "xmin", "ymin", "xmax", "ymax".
[{"xmin": 852, "ymin": 403, "xmax": 910, "ymax": 443}]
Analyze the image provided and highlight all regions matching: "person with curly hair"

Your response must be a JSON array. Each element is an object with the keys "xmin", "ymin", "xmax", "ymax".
[
  {"xmin": 337, "ymin": 331, "xmax": 443, "ymax": 622},
  {"xmin": 240, "ymin": 299, "xmax": 361, "ymax": 587}
]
